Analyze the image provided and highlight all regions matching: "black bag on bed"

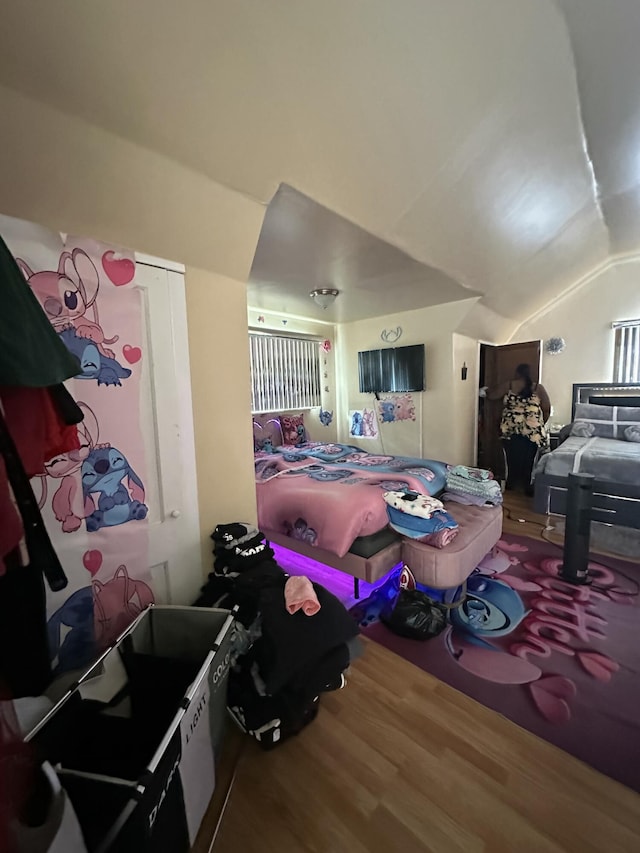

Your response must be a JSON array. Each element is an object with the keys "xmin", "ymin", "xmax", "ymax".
[{"xmin": 381, "ymin": 589, "xmax": 447, "ymax": 641}]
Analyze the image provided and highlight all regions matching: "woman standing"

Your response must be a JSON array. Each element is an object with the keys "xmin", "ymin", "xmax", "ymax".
[{"xmin": 487, "ymin": 364, "xmax": 551, "ymax": 495}]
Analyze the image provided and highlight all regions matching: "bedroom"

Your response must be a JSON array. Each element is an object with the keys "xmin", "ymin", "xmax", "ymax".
[
  {"xmin": 248, "ymin": 187, "xmax": 640, "ymax": 574},
  {"xmin": 1, "ymin": 1, "xmax": 640, "ymax": 851}
]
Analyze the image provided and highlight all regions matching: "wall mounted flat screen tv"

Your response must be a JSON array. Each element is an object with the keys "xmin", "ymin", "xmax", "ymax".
[{"xmin": 358, "ymin": 344, "xmax": 425, "ymax": 393}]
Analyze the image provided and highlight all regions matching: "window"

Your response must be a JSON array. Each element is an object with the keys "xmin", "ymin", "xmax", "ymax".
[
  {"xmin": 613, "ymin": 320, "xmax": 640, "ymax": 383},
  {"xmin": 249, "ymin": 332, "xmax": 321, "ymax": 413}
]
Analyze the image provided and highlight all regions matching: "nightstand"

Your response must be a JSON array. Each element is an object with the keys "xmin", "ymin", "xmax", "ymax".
[{"xmin": 549, "ymin": 430, "xmax": 562, "ymax": 451}]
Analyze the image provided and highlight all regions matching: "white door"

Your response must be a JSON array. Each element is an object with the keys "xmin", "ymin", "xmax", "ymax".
[
  {"xmin": 0, "ymin": 213, "xmax": 201, "ymax": 673},
  {"xmin": 134, "ymin": 258, "xmax": 202, "ymax": 606}
]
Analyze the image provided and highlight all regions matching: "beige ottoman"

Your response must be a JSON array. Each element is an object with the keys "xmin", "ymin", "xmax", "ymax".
[{"xmin": 401, "ymin": 503, "xmax": 503, "ymax": 589}]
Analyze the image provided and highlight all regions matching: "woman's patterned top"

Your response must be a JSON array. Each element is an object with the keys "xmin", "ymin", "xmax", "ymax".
[{"xmin": 500, "ymin": 387, "xmax": 548, "ymax": 446}]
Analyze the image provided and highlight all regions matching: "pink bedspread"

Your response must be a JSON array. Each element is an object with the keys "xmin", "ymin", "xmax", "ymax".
[{"xmin": 255, "ymin": 445, "xmax": 448, "ymax": 557}]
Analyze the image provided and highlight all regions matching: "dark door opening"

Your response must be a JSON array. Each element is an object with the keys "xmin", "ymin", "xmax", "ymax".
[{"xmin": 477, "ymin": 340, "xmax": 542, "ymax": 480}]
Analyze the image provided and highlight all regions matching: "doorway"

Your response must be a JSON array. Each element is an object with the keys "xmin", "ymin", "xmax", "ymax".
[{"xmin": 476, "ymin": 340, "xmax": 542, "ymax": 479}]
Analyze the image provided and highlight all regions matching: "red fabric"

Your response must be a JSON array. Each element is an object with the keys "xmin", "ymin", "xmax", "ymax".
[
  {"xmin": 1, "ymin": 387, "xmax": 80, "ymax": 478},
  {"xmin": 0, "ymin": 387, "xmax": 80, "ymax": 572}
]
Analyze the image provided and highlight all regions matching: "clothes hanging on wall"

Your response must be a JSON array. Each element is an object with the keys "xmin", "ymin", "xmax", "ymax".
[
  {"xmin": 1, "ymin": 387, "xmax": 81, "ymax": 481},
  {"xmin": 0, "ymin": 405, "xmax": 71, "ymax": 591},
  {"xmin": 0, "ymin": 234, "xmax": 84, "ymax": 698},
  {"xmin": 0, "ymin": 556, "xmax": 51, "ymax": 697}
]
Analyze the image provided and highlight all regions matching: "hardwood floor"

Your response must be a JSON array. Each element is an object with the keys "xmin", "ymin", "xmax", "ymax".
[{"xmin": 209, "ymin": 496, "xmax": 640, "ymax": 852}]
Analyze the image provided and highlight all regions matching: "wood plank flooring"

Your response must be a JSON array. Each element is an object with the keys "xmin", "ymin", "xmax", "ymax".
[{"xmin": 210, "ymin": 496, "xmax": 640, "ymax": 852}]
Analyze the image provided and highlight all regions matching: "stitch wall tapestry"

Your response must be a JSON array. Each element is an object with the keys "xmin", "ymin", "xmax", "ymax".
[
  {"xmin": 349, "ymin": 409, "xmax": 378, "ymax": 439},
  {"xmin": 378, "ymin": 393, "xmax": 416, "ymax": 423},
  {"xmin": 3, "ymin": 217, "xmax": 153, "ymax": 674}
]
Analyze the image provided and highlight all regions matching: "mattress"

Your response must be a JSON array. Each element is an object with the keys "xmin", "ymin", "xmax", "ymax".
[
  {"xmin": 535, "ymin": 436, "xmax": 640, "ymax": 486},
  {"xmin": 255, "ymin": 442, "xmax": 449, "ymax": 558}
]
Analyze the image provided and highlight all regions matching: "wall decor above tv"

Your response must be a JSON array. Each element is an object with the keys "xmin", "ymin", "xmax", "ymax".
[{"xmin": 358, "ymin": 344, "xmax": 425, "ymax": 393}]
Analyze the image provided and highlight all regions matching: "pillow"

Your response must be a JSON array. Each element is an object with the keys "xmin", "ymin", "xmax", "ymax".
[
  {"xmin": 253, "ymin": 415, "xmax": 283, "ymax": 451},
  {"xmin": 570, "ymin": 420, "xmax": 596, "ymax": 438},
  {"xmin": 625, "ymin": 425, "xmax": 640, "ymax": 443},
  {"xmin": 280, "ymin": 413, "xmax": 306, "ymax": 445},
  {"xmin": 570, "ymin": 403, "xmax": 640, "ymax": 440}
]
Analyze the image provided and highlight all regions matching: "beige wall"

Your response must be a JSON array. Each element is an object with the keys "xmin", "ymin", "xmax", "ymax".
[
  {"xmin": 0, "ymin": 84, "xmax": 264, "ymax": 281},
  {"xmin": 457, "ymin": 301, "xmax": 517, "ymax": 345},
  {"xmin": 188, "ymin": 270, "xmax": 257, "ymax": 568},
  {"xmin": 337, "ymin": 299, "xmax": 480, "ymax": 463},
  {"xmin": 512, "ymin": 259, "xmax": 640, "ymax": 424},
  {"xmin": 452, "ymin": 333, "xmax": 480, "ymax": 466},
  {"xmin": 0, "ymin": 84, "xmax": 263, "ymax": 575}
]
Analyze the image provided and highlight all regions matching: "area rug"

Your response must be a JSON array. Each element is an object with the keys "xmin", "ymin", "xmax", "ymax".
[{"xmin": 356, "ymin": 533, "xmax": 640, "ymax": 793}]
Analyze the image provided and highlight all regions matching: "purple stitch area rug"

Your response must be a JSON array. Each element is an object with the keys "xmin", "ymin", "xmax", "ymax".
[{"xmin": 357, "ymin": 533, "xmax": 640, "ymax": 793}]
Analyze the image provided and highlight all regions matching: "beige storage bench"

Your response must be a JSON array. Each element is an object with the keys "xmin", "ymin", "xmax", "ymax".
[{"xmin": 401, "ymin": 503, "xmax": 503, "ymax": 589}]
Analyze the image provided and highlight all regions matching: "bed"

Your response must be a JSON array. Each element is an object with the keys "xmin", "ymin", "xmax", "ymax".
[
  {"xmin": 534, "ymin": 383, "xmax": 640, "ymax": 531},
  {"xmin": 254, "ymin": 438, "xmax": 450, "ymax": 587}
]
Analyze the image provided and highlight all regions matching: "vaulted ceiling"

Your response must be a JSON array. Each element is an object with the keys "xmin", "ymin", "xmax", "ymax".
[{"xmin": 0, "ymin": 0, "xmax": 638, "ymax": 324}]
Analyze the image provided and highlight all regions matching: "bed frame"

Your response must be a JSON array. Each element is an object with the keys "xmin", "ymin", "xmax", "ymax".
[
  {"xmin": 534, "ymin": 382, "xmax": 640, "ymax": 530},
  {"xmin": 264, "ymin": 528, "xmax": 403, "ymax": 599}
]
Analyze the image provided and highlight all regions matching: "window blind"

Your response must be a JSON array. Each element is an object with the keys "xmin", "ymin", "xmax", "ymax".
[
  {"xmin": 249, "ymin": 333, "xmax": 321, "ymax": 413},
  {"xmin": 613, "ymin": 320, "xmax": 640, "ymax": 383}
]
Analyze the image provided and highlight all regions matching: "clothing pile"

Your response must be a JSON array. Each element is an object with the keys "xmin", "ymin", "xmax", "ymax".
[
  {"xmin": 194, "ymin": 522, "xmax": 361, "ymax": 750},
  {"xmin": 383, "ymin": 490, "xmax": 459, "ymax": 548},
  {"xmin": 443, "ymin": 465, "xmax": 503, "ymax": 507}
]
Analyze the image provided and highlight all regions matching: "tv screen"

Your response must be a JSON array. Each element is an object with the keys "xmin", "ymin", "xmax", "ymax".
[{"xmin": 358, "ymin": 344, "xmax": 425, "ymax": 393}]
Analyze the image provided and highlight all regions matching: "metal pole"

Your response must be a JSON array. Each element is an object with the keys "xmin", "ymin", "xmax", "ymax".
[{"xmin": 559, "ymin": 472, "xmax": 594, "ymax": 585}]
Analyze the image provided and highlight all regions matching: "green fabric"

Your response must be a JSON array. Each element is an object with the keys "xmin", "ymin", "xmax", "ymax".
[{"xmin": 0, "ymin": 235, "xmax": 80, "ymax": 387}]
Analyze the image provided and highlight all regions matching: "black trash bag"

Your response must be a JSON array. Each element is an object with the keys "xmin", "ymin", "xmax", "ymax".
[{"xmin": 381, "ymin": 589, "xmax": 447, "ymax": 641}]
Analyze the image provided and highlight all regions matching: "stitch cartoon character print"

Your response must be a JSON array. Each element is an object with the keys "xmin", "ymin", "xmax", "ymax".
[
  {"xmin": 37, "ymin": 402, "xmax": 99, "ymax": 533},
  {"xmin": 82, "ymin": 445, "xmax": 148, "ymax": 531},
  {"xmin": 17, "ymin": 248, "xmax": 132, "ymax": 386}
]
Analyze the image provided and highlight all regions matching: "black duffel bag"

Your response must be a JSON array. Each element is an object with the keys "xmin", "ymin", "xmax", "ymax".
[{"xmin": 381, "ymin": 588, "xmax": 448, "ymax": 640}]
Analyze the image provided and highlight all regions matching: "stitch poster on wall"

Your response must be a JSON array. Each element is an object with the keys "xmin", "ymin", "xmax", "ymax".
[
  {"xmin": 2, "ymin": 217, "xmax": 153, "ymax": 674},
  {"xmin": 349, "ymin": 409, "xmax": 378, "ymax": 439},
  {"xmin": 378, "ymin": 393, "xmax": 416, "ymax": 423}
]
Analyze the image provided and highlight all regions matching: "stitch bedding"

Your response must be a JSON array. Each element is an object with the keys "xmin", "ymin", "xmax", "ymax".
[{"xmin": 255, "ymin": 443, "xmax": 449, "ymax": 558}]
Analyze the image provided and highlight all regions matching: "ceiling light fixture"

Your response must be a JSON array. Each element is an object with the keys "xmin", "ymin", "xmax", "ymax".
[{"xmin": 310, "ymin": 288, "xmax": 339, "ymax": 310}]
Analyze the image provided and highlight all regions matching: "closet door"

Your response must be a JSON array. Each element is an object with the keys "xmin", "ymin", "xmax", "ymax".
[{"xmin": 131, "ymin": 258, "xmax": 202, "ymax": 606}]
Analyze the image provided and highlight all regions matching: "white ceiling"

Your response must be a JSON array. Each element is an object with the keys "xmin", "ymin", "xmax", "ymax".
[
  {"xmin": 248, "ymin": 185, "xmax": 477, "ymax": 322},
  {"xmin": 0, "ymin": 0, "xmax": 638, "ymax": 324}
]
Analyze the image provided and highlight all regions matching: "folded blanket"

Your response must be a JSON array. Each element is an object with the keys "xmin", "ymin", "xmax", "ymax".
[
  {"xmin": 383, "ymin": 490, "xmax": 444, "ymax": 519},
  {"xmin": 416, "ymin": 527, "xmax": 459, "ymax": 548},
  {"xmin": 449, "ymin": 465, "xmax": 493, "ymax": 482},
  {"xmin": 443, "ymin": 490, "xmax": 503, "ymax": 507},
  {"xmin": 446, "ymin": 474, "xmax": 502, "ymax": 498},
  {"xmin": 387, "ymin": 507, "xmax": 458, "ymax": 538}
]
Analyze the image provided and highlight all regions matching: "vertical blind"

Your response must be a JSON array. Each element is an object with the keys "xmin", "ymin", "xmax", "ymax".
[
  {"xmin": 249, "ymin": 332, "xmax": 321, "ymax": 412},
  {"xmin": 613, "ymin": 320, "xmax": 640, "ymax": 383}
]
